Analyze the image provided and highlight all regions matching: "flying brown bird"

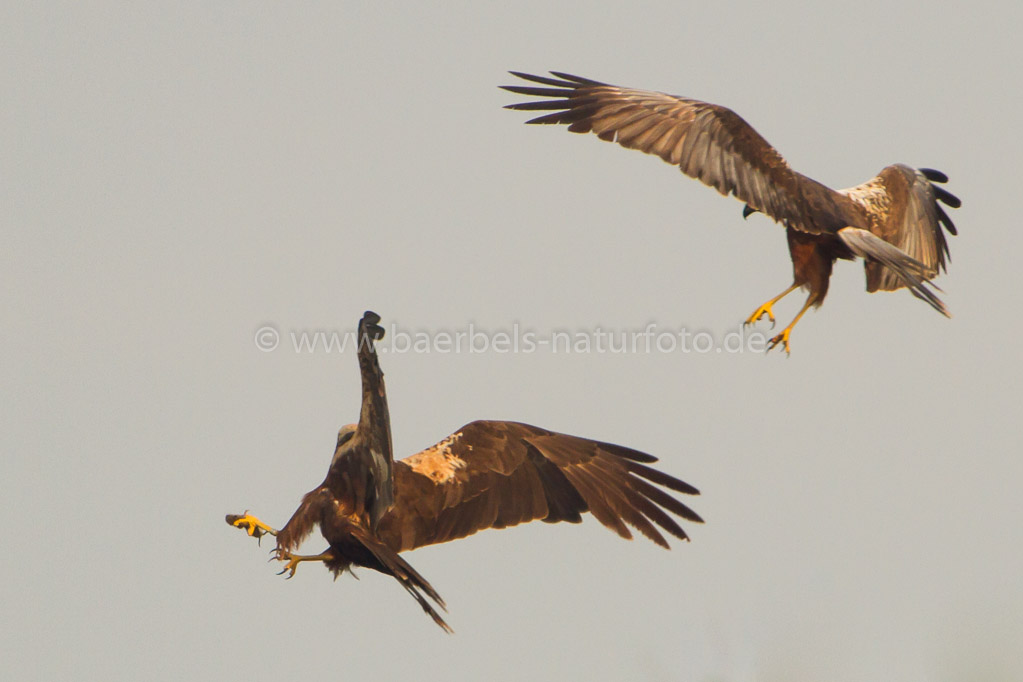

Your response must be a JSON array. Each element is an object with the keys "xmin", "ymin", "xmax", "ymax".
[
  {"xmin": 227, "ymin": 311, "xmax": 702, "ymax": 632},
  {"xmin": 502, "ymin": 72, "xmax": 960, "ymax": 353}
]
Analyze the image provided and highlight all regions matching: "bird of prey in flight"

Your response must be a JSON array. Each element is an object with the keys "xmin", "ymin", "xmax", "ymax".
[
  {"xmin": 502, "ymin": 72, "xmax": 960, "ymax": 353},
  {"xmin": 227, "ymin": 311, "xmax": 702, "ymax": 632}
]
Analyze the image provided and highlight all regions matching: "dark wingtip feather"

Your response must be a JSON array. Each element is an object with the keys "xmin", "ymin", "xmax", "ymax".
[
  {"xmin": 631, "ymin": 477, "xmax": 705, "ymax": 523},
  {"xmin": 937, "ymin": 205, "xmax": 958, "ymax": 236},
  {"xmin": 360, "ymin": 310, "xmax": 384, "ymax": 341},
  {"xmin": 625, "ymin": 460, "xmax": 701, "ymax": 496},
  {"xmin": 933, "ymin": 186, "xmax": 962, "ymax": 209},
  {"xmin": 500, "ymin": 85, "xmax": 574, "ymax": 98},
  {"xmin": 523, "ymin": 111, "xmax": 578, "ymax": 125},
  {"xmin": 548, "ymin": 71, "xmax": 606, "ymax": 86},
  {"xmin": 506, "ymin": 71, "xmax": 581, "ymax": 88},
  {"xmin": 503, "ymin": 100, "xmax": 575, "ymax": 111},
  {"xmin": 597, "ymin": 441, "xmax": 659, "ymax": 464},
  {"xmin": 919, "ymin": 168, "xmax": 949, "ymax": 183},
  {"xmin": 742, "ymin": 204, "xmax": 758, "ymax": 219}
]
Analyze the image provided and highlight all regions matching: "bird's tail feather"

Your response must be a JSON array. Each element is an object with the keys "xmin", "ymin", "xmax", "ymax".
[
  {"xmin": 350, "ymin": 526, "xmax": 453, "ymax": 633},
  {"xmin": 837, "ymin": 227, "xmax": 949, "ymax": 317}
]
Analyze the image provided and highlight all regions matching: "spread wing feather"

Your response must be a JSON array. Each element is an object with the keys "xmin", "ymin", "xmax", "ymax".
[
  {"xmin": 327, "ymin": 311, "xmax": 395, "ymax": 529},
  {"xmin": 502, "ymin": 71, "xmax": 859, "ymax": 235},
  {"xmin": 842, "ymin": 165, "xmax": 958, "ymax": 293},
  {"xmin": 377, "ymin": 420, "xmax": 701, "ymax": 552}
]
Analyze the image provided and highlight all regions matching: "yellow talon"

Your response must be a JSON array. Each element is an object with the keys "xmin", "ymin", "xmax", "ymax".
[
  {"xmin": 767, "ymin": 328, "xmax": 792, "ymax": 355},
  {"xmin": 271, "ymin": 549, "xmax": 334, "ymax": 579},
  {"xmin": 273, "ymin": 549, "xmax": 300, "ymax": 579},
  {"xmin": 745, "ymin": 300, "xmax": 776, "ymax": 326},
  {"xmin": 225, "ymin": 512, "xmax": 277, "ymax": 543},
  {"xmin": 746, "ymin": 284, "xmax": 800, "ymax": 328}
]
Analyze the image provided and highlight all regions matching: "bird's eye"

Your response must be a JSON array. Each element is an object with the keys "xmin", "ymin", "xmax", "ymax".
[{"xmin": 337, "ymin": 429, "xmax": 355, "ymax": 448}]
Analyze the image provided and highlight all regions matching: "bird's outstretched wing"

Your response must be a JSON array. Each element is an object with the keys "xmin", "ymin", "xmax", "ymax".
[
  {"xmin": 328, "ymin": 311, "xmax": 395, "ymax": 529},
  {"xmin": 377, "ymin": 420, "xmax": 702, "ymax": 552},
  {"xmin": 842, "ymin": 165, "xmax": 960, "ymax": 293},
  {"xmin": 502, "ymin": 71, "xmax": 859, "ymax": 235}
]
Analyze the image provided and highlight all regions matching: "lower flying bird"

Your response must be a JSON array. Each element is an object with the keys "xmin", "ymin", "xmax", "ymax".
[
  {"xmin": 227, "ymin": 311, "xmax": 702, "ymax": 632},
  {"xmin": 502, "ymin": 72, "xmax": 960, "ymax": 353}
]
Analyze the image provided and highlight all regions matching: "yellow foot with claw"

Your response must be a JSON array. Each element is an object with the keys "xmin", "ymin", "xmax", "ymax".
[
  {"xmin": 272, "ymin": 549, "xmax": 301, "ymax": 579},
  {"xmin": 225, "ymin": 512, "xmax": 277, "ymax": 543},
  {"xmin": 745, "ymin": 301, "xmax": 776, "ymax": 328},
  {"xmin": 767, "ymin": 328, "xmax": 792, "ymax": 355},
  {"xmin": 269, "ymin": 548, "xmax": 333, "ymax": 579}
]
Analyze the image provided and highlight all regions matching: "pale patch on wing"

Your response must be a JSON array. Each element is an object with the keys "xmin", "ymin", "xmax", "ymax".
[
  {"xmin": 840, "ymin": 176, "xmax": 891, "ymax": 233},
  {"xmin": 842, "ymin": 166, "xmax": 945, "ymax": 290},
  {"xmin": 406, "ymin": 434, "xmax": 467, "ymax": 485}
]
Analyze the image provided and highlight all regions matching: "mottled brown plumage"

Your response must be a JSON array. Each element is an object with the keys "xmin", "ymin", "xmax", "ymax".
[
  {"xmin": 502, "ymin": 72, "xmax": 960, "ymax": 352},
  {"xmin": 227, "ymin": 311, "xmax": 702, "ymax": 632}
]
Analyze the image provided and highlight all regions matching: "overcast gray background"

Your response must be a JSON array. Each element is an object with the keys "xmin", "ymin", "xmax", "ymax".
[{"xmin": 3, "ymin": 2, "xmax": 1021, "ymax": 680}]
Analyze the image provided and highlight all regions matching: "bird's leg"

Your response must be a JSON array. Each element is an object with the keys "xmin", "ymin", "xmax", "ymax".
[
  {"xmin": 744, "ymin": 284, "xmax": 799, "ymax": 328},
  {"xmin": 767, "ymin": 295, "xmax": 816, "ymax": 355},
  {"xmin": 226, "ymin": 512, "xmax": 278, "ymax": 544},
  {"xmin": 272, "ymin": 548, "xmax": 335, "ymax": 579}
]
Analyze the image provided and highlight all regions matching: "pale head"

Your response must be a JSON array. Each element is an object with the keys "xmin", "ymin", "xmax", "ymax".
[{"xmin": 331, "ymin": 423, "xmax": 358, "ymax": 466}]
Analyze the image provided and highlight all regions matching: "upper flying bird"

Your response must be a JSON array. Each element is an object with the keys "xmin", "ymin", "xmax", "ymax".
[
  {"xmin": 502, "ymin": 72, "xmax": 960, "ymax": 353},
  {"xmin": 227, "ymin": 311, "xmax": 702, "ymax": 632}
]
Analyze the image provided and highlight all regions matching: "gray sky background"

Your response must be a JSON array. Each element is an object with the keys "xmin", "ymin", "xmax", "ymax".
[{"xmin": 3, "ymin": 2, "xmax": 1022, "ymax": 681}]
